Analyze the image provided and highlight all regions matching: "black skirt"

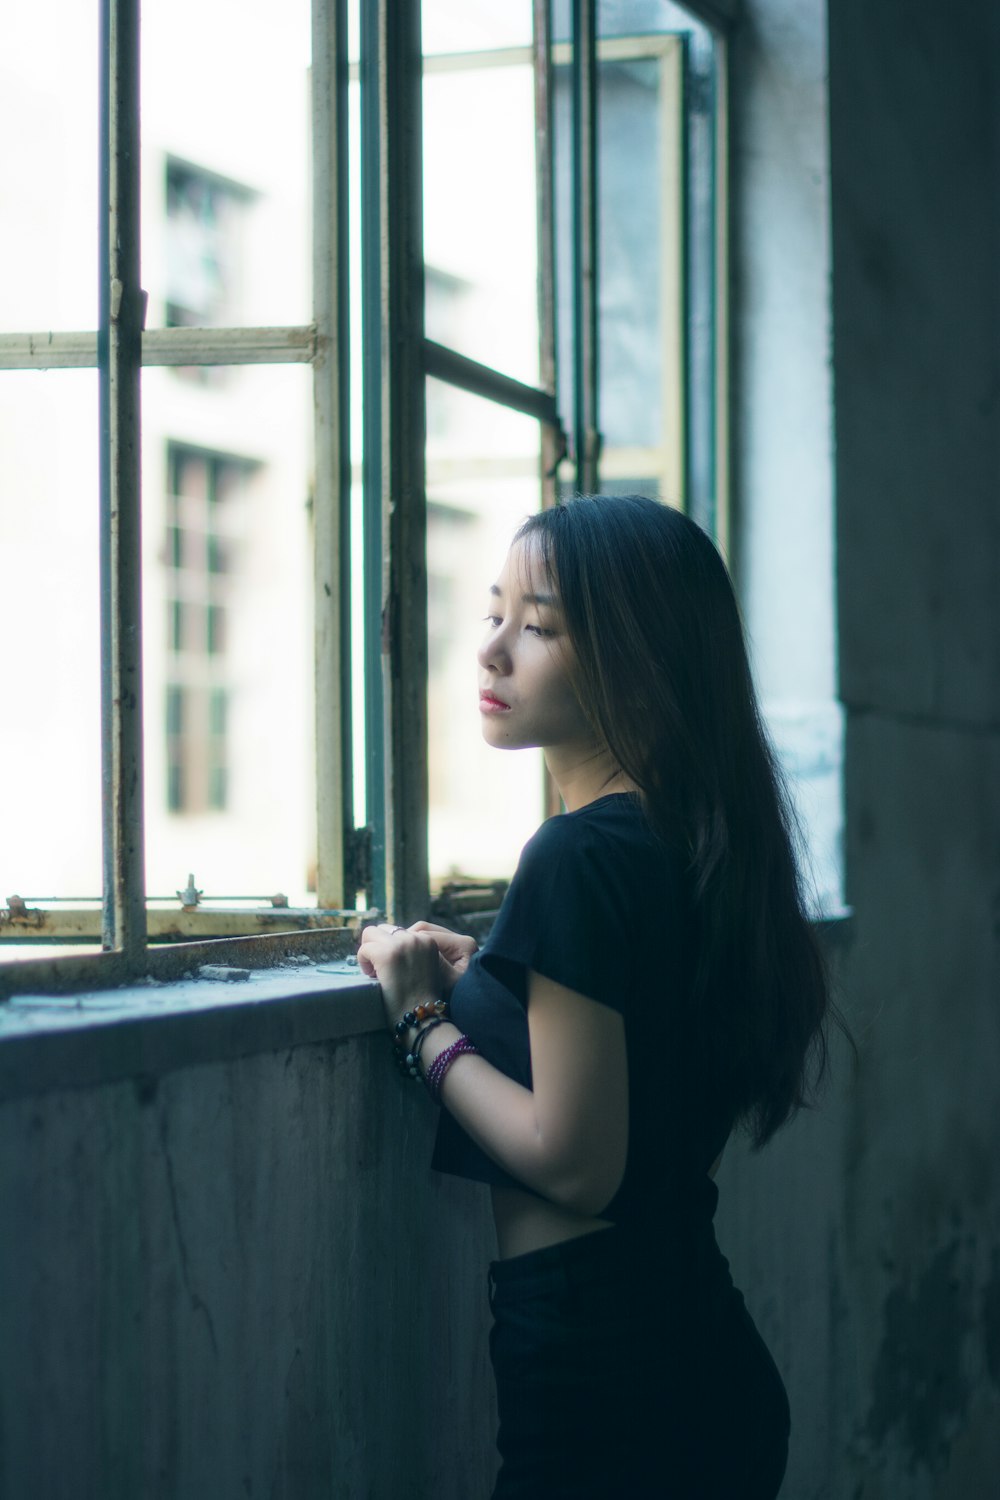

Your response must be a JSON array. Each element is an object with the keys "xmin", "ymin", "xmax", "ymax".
[{"xmin": 488, "ymin": 1223, "xmax": 789, "ymax": 1500}]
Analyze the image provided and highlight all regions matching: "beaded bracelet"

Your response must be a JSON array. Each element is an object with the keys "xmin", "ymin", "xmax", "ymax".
[
  {"xmin": 392, "ymin": 998, "xmax": 450, "ymax": 1079},
  {"xmin": 425, "ymin": 1034, "xmax": 478, "ymax": 1103}
]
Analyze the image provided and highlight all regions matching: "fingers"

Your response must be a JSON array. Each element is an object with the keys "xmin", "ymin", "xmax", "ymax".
[
  {"xmin": 407, "ymin": 921, "xmax": 478, "ymax": 958},
  {"xmin": 357, "ymin": 924, "xmax": 435, "ymax": 977},
  {"xmin": 362, "ymin": 923, "xmax": 404, "ymax": 941},
  {"xmin": 357, "ymin": 924, "xmax": 399, "ymax": 976}
]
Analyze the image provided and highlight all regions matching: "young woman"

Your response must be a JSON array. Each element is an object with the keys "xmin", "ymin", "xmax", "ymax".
[{"xmin": 358, "ymin": 494, "xmax": 834, "ymax": 1498}]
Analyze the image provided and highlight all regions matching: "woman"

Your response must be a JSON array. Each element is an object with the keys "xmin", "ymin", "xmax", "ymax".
[{"xmin": 358, "ymin": 495, "xmax": 834, "ymax": 1498}]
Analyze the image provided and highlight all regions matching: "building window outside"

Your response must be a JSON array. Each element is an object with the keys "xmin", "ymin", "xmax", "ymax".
[
  {"xmin": 164, "ymin": 160, "xmax": 250, "ymax": 331},
  {"xmin": 164, "ymin": 445, "xmax": 254, "ymax": 817}
]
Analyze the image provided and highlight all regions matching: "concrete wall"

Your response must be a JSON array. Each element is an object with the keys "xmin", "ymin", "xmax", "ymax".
[
  {"xmin": 0, "ymin": 1027, "xmax": 497, "ymax": 1499},
  {"xmin": 718, "ymin": 2, "xmax": 1000, "ymax": 1497}
]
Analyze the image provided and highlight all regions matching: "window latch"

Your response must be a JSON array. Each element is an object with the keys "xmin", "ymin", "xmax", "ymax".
[{"xmin": 176, "ymin": 874, "xmax": 203, "ymax": 910}]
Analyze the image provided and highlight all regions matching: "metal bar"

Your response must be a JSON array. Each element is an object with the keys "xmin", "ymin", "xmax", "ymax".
[
  {"xmin": 382, "ymin": 0, "xmax": 429, "ymax": 925},
  {"xmin": 0, "ymin": 327, "xmax": 316, "ymax": 370},
  {"xmin": 99, "ymin": 0, "xmax": 146, "ymax": 962},
  {"xmin": 0, "ymin": 927, "xmax": 364, "ymax": 1001},
  {"xmin": 0, "ymin": 332, "xmax": 98, "ymax": 368},
  {"xmin": 682, "ymin": 28, "xmax": 719, "ymax": 538},
  {"xmin": 572, "ymin": 0, "xmax": 600, "ymax": 495},
  {"xmin": 422, "ymin": 339, "xmax": 561, "ymax": 429},
  {"xmin": 534, "ymin": 0, "xmax": 563, "ymax": 825},
  {"xmin": 0, "ymin": 907, "xmax": 366, "ymax": 944},
  {"xmin": 312, "ymin": 0, "xmax": 351, "ymax": 910},
  {"xmin": 360, "ymin": 0, "xmax": 388, "ymax": 913},
  {"xmin": 420, "ymin": 33, "xmax": 674, "ymax": 75},
  {"xmin": 659, "ymin": 39, "xmax": 686, "ymax": 508},
  {"xmin": 533, "ymin": 0, "xmax": 560, "ymax": 511},
  {"xmin": 713, "ymin": 37, "xmax": 731, "ymax": 559},
  {"xmin": 143, "ymin": 327, "xmax": 315, "ymax": 364}
]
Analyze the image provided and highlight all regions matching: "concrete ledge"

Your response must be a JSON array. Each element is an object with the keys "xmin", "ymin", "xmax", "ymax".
[
  {"xmin": 0, "ymin": 913, "xmax": 852, "ymax": 1104},
  {"xmin": 0, "ymin": 964, "xmax": 383, "ymax": 1103}
]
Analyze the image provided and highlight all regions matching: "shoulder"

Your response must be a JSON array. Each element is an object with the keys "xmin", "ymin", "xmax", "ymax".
[
  {"xmin": 518, "ymin": 794, "xmax": 659, "ymax": 874},
  {"xmin": 511, "ymin": 795, "xmax": 671, "ymax": 917},
  {"xmin": 484, "ymin": 795, "xmax": 681, "ymax": 1011}
]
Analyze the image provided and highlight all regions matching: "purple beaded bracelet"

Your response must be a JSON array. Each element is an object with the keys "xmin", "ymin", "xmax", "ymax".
[{"xmin": 425, "ymin": 1034, "xmax": 478, "ymax": 1102}]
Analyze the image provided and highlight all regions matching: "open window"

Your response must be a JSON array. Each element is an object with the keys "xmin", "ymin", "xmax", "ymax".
[{"xmin": 0, "ymin": 0, "xmax": 727, "ymax": 991}]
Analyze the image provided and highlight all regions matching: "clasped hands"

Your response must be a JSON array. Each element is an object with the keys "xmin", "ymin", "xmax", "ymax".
[{"xmin": 356, "ymin": 921, "xmax": 478, "ymax": 1033}]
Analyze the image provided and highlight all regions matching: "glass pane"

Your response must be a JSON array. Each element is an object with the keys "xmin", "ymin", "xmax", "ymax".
[
  {"xmin": 0, "ymin": 9, "xmax": 98, "ymax": 331},
  {"xmin": 142, "ymin": 0, "xmax": 311, "ymax": 330},
  {"xmin": 553, "ymin": 44, "xmax": 684, "ymax": 498},
  {"xmin": 422, "ymin": 0, "xmax": 533, "ymax": 56},
  {"xmin": 142, "ymin": 363, "xmax": 315, "ymax": 903},
  {"xmin": 426, "ymin": 379, "xmax": 545, "ymax": 883},
  {"xmin": 423, "ymin": 58, "xmax": 539, "ymax": 386},
  {"xmin": 0, "ymin": 372, "xmax": 102, "ymax": 904}
]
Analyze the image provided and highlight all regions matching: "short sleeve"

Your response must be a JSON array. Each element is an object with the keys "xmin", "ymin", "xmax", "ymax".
[{"xmin": 479, "ymin": 813, "xmax": 635, "ymax": 1012}]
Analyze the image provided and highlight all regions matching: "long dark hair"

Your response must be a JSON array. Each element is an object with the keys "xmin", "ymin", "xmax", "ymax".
[{"xmin": 517, "ymin": 494, "xmax": 835, "ymax": 1147}]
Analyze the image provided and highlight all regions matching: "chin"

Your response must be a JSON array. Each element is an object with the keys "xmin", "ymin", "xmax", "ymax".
[{"xmin": 481, "ymin": 723, "xmax": 524, "ymax": 750}]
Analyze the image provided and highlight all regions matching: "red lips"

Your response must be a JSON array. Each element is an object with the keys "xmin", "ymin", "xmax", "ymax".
[{"xmin": 479, "ymin": 690, "xmax": 511, "ymax": 710}]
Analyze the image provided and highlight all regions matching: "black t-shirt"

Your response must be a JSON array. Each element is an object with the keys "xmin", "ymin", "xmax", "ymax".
[{"xmin": 432, "ymin": 793, "xmax": 733, "ymax": 1228}]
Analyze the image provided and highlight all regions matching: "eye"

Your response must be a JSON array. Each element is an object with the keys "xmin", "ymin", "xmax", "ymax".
[
  {"xmin": 482, "ymin": 614, "xmax": 501, "ymax": 629},
  {"xmin": 525, "ymin": 624, "xmax": 554, "ymax": 638}
]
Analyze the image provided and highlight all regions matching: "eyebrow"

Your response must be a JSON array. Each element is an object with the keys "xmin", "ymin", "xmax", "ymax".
[{"xmin": 489, "ymin": 584, "xmax": 559, "ymax": 608}]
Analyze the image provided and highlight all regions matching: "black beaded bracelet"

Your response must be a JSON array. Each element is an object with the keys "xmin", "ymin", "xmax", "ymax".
[
  {"xmin": 393, "ymin": 997, "xmax": 449, "ymax": 1043},
  {"xmin": 392, "ymin": 998, "xmax": 450, "ymax": 1078}
]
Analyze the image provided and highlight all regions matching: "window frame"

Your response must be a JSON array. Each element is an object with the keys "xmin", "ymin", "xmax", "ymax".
[
  {"xmin": 0, "ymin": 0, "xmax": 357, "ymax": 992},
  {"xmin": 0, "ymin": 0, "xmax": 729, "ymax": 996}
]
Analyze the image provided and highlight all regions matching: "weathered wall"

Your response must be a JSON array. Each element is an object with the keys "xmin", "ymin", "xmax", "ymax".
[
  {"xmin": 0, "ymin": 1033, "xmax": 497, "ymax": 1499},
  {"xmin": 830, "ymin": 0, "xmax": 1000, "ymax": 1490},
  {"xmin": 718, "ymin": 1, "xmax": 1000, "ymax": 1497}
]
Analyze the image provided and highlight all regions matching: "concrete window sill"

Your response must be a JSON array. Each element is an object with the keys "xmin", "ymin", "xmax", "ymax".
[
  {"xmin": 0, "ymin": 913, "xmax": 852, "ymax": 1103},
  {"xmin": 0, "ymin": 962, "xmax": 383, "ymax": 1102}
]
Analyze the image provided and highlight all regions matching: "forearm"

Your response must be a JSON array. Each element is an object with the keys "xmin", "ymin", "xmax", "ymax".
[
  {"xmin": 361, "ymin": 922, "xmax": 627, "ymax": 1215},
  {"xmin": 416, "ymin": 1022, "xmax": 574, "ymax": 1206}
]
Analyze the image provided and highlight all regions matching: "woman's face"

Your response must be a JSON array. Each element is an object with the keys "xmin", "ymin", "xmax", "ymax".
[{"xmin": 476, "ymin": 538, "xmax": 596, "ymax": 755}]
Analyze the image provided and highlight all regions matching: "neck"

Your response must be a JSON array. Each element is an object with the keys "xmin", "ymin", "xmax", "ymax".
[{"xmin": 544, "ymin": 745, "xmax": 637, "ymax": 813}]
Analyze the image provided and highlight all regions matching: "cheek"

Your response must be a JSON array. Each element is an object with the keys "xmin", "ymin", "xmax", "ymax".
[{"xmin": 540, "ymin": 663, "xmax": 590, "ymax": 732}]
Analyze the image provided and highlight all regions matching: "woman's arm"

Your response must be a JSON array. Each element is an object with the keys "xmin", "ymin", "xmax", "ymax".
[
  {"xmin": 433, "ymin": 970, "xmax": 629, "ymax": 1216},
  {"xmin": 357, "ymin": 925, "xmax": 628, "ymax": 1216}
]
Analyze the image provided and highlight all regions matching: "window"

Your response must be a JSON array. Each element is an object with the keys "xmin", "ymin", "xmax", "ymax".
[
  {"xmin": 164, "ymin": 160, "xmax": 253, "ymax": 337},
  {"xmin": 164, "ymin": 445, "xmax": 256, "ymax": 816},
  {"xmin": 0, "ymin": 0, "xmax": 726, "ymax": 988}
]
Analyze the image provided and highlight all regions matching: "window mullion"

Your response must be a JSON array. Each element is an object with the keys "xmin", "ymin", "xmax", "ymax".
[
  {"xmin": 312, "ymin": 0, "xmax": 352, "ymax": 910},
  {"xmin": 361, "ymin": 0, "xmax": 427, "ymax": 924},
  {"xmin": 99, "ymin": 0, "xmax": 146, "ymax": 963},
  {"xmin": 533, "ymin": 0, "xmax": 559, "ymax": 514},
  {"xmin": 571, "ymin": 0, "xmax": 599, "ymax": 496},
  {"xmin": 383, "ymin": 0, "xmax": 428, "ymax": 925},
  {"xmin": 0, "ymin": 328, "xmax": 317, "ymax": 370}
]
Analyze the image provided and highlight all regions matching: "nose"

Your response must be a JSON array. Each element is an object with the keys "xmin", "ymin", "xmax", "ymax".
[{"xmin": 477, "ymin": 620, "xmax": 511, "ymax": 674}]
